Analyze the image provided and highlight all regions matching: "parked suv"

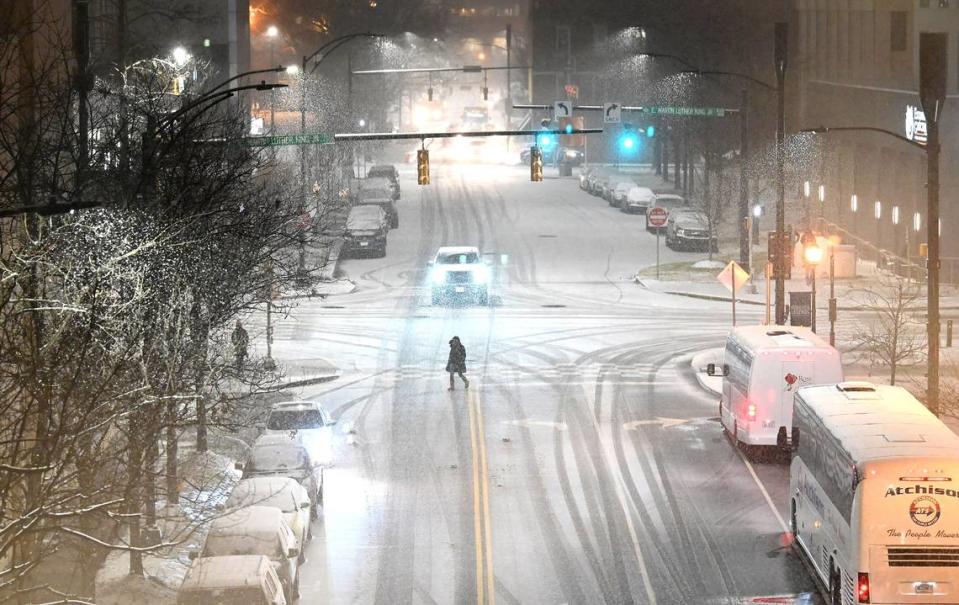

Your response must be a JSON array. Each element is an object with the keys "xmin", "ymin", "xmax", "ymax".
[
  {"xmin": 191, "ymin": 507, "xmax": 301, "ymax": 603},
  {"xmin": 177, "ymin": 555, "xmax": 287, "ymax": 605},
  {"xmin": 239, "ymin": 435, "xmax": 325, "ymax": 515},
  {"xmin": 645, "ymin": 194, "xmax": 688, "ymax": 232},
  {"xmin": 263, "ymin": 400, "xmax": 334, "ymax": 467},
  {"xmin": 665, "ymin": 210, "xmax": 718, "ymax": 251},
  {"xmin": 367, "ymin": 165, "xmax": 400, "ymax": 200},
  {"xmin": 343, "ymin": 205, "xmax": 388, "ymax": 257},
  {"xmin": 429, "ymin": 246, "xmax": 491, "ymax": 305},
  {"xmin": 356, "ymin": 186, "xmax": 398, "ymax": 229}
]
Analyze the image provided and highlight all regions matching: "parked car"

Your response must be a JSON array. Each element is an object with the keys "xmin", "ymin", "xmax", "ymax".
[
  {"xmin": 263, "ymin": 400, "xmax": 334, "ymax": 467},
  {"xmin": 590, "ymin": 171, "xmax": 616, "ymax": 197},
  {"xmin": 644, "ymin": 194, "xmax": 688, "ymax": 231},
  {"xmin": 239, "ymin": 435, "xmax": 324, "ymax": 516},
  {"xmin": 585, "ymin": 168, "xmax": 612, "ymax": 195},
  {"xmin": 343, "ymin": 205, "xmax": 388, "ymax": 258},
  {"xmin": 366, "ymin": 165, "xmax": 400, "ymax": 200},
  {"xmin": 429, "ymin": 246, "xmax": 490, "ymax": 306},
  {"xmin": 223, "ymin": 478, "xmax": 313, "ymax": 557},
  {"xmin": 177, "ymin": 554, "xmax": 287, "ymax": 605},
  {"xmin": 621, "ymin": 186, "xmax": 656, "ymax": 214},
  {"xmin": 665, "ymin": 209, "xmax": 718, "ymax": 251},
  {"xmin": 356, "ymin": 186, "xmax": 398, "ymax": 229},
  {"xmin": 191, "ymin": 507, "xmax": 301, "ymax": 603},
  {"xmin": 604, "ymin": 177, "xmax": 635, "ymax": 206}
]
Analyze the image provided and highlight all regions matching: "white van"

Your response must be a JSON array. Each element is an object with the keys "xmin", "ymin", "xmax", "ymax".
[
  {"xmin": 192, "ymin": 506, "xmax": 301, "ymax": 603},
  {"xmin": 790, "ymin": 382, "xmax": 959, "ymax": 604},
  {"xmin": 177, "ymin": 554, "xmax": 287, "ymax": 605},
  {"xmin": 710, "ymin": 326, "xmax": 842, "ymax": 451}
]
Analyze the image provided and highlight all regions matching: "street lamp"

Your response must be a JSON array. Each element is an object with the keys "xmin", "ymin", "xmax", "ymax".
[
  {"xmin": 266, "ymin": 26, "xmax": 280, "ymax": 132},
  {"xmin": 172, "ymin": 46, "xmax": 191, "ymax": 67},
  {"xmin": 851, "ymin": 194, "xmax": 858, "ymax": 213},
  {"xmin": 875, "ymin": 200, "xmax": 883, "ymax": 249},
  {"xmin": 804, "ymin": 244, "xmax": 824, "ymax": 333}
]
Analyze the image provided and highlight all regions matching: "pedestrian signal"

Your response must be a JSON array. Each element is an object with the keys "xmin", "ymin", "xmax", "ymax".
[
  {"xmin": 417, "ymin": 149, "xmax": 430, "ymax": 185},
  {"xmin": 530, "ymin": 145, "xmax": 544, "ymax": 182}
]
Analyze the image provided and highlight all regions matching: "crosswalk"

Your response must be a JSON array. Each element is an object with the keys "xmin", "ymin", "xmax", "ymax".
[{"xmin": 349, "ymin": 361, "xmax": 677, "ymax": 386}]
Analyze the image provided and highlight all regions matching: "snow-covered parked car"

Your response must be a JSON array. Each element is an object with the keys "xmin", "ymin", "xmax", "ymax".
[
  {"xmin": 621, "ymin": 186, "xmax": 656, "ymax": 214},
  {"xmin": 190, "ymin": 507, "xmax": 301, "ymax": 603},
  {"xmin": 343, "ymin": 205, "xmax": 389, "ymax": 258},
  {"xmin": 428, "ymin": 246, "xmax": 491, "ymax": 306},
  {"xmin": 177, "ymin": 554, "xmax": 287, "ymax": 605},
  {"xmin": 645, "ymin": 194, "xmax": 688, "ymax": 232},
  {"xmin": 238, "ymin": 435, "xmax": 324, "ymax": 516},
  {"xmin": 223, "ymin": 477, "xmax": 313, "ymax": 558}
]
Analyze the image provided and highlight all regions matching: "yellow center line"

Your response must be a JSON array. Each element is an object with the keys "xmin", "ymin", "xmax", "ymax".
[{"xmin": 468, "ymin": 388, "xmax": 495, "ymax": 604}]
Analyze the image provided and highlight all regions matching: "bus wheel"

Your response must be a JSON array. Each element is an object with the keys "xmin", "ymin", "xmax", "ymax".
[
  {"xmin": 790, "ymin": 500, "xmax": 798, "ymax": 536},
  {"xmin": 830, "ymin": 566, "xmax": 842, "ymax": 605}
]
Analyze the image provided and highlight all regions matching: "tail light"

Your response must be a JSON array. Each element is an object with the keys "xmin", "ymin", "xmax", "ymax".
[
  {"xmin": 857, "ymin": 572, "xmax": 870, "ymax": 603},
  {"xmin": 746, "ymin": 404, "xmax": 757, "ymax": 420}
]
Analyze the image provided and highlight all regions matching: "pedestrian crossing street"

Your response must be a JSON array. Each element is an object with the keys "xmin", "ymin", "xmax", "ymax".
[{"xmin": 352, "ymin": 361, "xmax": 679, "ymax": 386}]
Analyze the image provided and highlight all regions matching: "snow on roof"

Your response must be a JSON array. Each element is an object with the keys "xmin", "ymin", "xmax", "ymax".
[
  {"xmin": 796, "ymin": 383, "xmax": 959, "ymax": 463},
  {"xmin": 227, "ymin": 477, "xmax": 308, "ymax": 507},
  {"xmin": 270, "ymin": 400, "xmax": 322, "ymax": 412},
  {"xmin": 179, "ymin": 555, "xmax": 270, "ymax": 591},
  {"xmin": 252, "ymin": 433, "xmax": 308, "ymax": 448},
  {"xmin": 435, "ymin": 246, "xmax": 480, "ymax": 256},
  {"xmin": 208, "ymin": 506, "xmax": 285, "ymax": 537},
  {"xmin": 730, "ymin": 325, "xmax": 833, "ymax": 354}
]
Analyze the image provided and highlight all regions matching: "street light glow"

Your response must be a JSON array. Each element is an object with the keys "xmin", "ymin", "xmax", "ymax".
[
  {"xmin": 803, "ymin": 180, "xmax": 810, "ymax": 198},
  {"xmin": 752, "ymin": 204, "xmax": 762, "ymax": 218},
  {"xmin": 285, "ymin": 64, "xmax": 299, "ymax": 75},
  {"xmin": 874, "ymin": 201, "xmax": 882, "ymax": 220},
  {"xmin": 850, "ymin": 194, "xmax": 858, "ymax": 212},
  {"xmin": 914, "ymin": 212, "xmax": 922, "ymax": 232},
  {"xmin": 892, "ymin": 206, "xmax": 900, "ymax": 225},
  {"xmin": 804, "ymin": 245, "xmax": 824, "ymax": 265},
  {"xmin": 172, "ymin": 46, "xmax": 191, "ymax": 67},
  {"xmin": 266, "ymin": 25, "xmax": 279, "ymax": 37},
  {"xmin": 818, "ymin": 184, "xmax": 825, "ymax": 203}
]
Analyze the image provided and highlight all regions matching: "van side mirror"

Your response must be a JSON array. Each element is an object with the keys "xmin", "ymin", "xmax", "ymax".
[
  {"xmin": 300, "ymin": 501, "xmax": 311, "ymax": 510},
  {"xmin": 287, "ymin": 547, "xmax": 299, "ymax": 559},
  {"xmin": 188, "ymin": 550, "xmax": 198, "ymax": 561},
  {"xmin": 706, "ymin": 363, "xmax": 729, "ymax": 377},
  {"xmin": 791, "ymin": 427, "xmax": 800, "ymax": 450},
  {"xmin": 234, "ymin": 462, "xmax": 244, "ymax": 472}
]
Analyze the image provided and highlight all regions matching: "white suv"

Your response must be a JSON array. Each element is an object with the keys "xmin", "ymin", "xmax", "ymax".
[
  {"xmin": 263, "ymin": 400, "xmax": 334, "ymax": 467},
  {"xmin": 428, "ymin": 246, "xmax": 491, "ymax": 305}
]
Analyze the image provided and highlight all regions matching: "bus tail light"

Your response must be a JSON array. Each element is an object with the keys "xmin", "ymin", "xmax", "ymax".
[
  {"xmin": 746, "ymin": 404, "xmax": 756, "ymax": 420},
  {"xmin": 858, "ymin": 572, "xmax": 870, "ymax": 603}
]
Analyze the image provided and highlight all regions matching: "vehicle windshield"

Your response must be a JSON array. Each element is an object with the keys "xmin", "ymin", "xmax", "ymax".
[
  {"xmin": 437, "ymin": 252, "xmax": 479, "ymax": 265},
  {"xmin": 179, "ymin": 588, "xmax": 268, "ymax": 605},
  {"xmin": 267, "ymin": 409, "xmax": 325, "ymax": 430},
  {"xmin": 249, "ymin": 445, "xmax": 307, "ymax": 472},
  {"xmin": 202, "ymin": 534, "xmax": 283, "ymax": 558}
]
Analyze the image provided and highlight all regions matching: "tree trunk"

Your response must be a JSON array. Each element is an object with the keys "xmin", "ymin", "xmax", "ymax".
[
  {"xmin": 126, "ymin": 411, "xmax": 144, "ymax": 576},
  {"xmin": 166, "ymin": 400, "xmax": 179, "ymax": 505}
]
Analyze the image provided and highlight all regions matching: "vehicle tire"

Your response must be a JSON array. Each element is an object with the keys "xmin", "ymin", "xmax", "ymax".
[
  {"xmin": 294, "ymin": 575, "xmax": 301, "ymax": 600},
  {"xmin": 829, "ymin": 566, "xmax": 842, "ymax": 605},
  {"xmin": 310, "ymin": 498, "xmax": 318, "ymax": 520},
  {"xmin": 391, "ymin": 216, "xmax": 399, "ymax": 229},
  {"xmin": 732, "ymin": 420, "xmax": 741, "ymax": 449},
  {"xmin": 307, "ymin": 525, "xmax": 314, "ymax": 541},
  {"xmin": 379, "ymin": 246, "xmax": 387, "ymax": 258},
  {"xmin": 790, "ymin": 499, "xmax": 798, "ymax": 536}
]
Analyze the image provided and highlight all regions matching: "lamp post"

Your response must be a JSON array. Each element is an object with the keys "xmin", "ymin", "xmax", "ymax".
[
  {"xmin": 804, "ymin": 244, "xmax": 824, "ymax": 333},
  {"xmin": 798, "ymin": 31, "xmax": 946, "ymax": 413},
  {"xmin": 266, "ymin": 26, "xmax": 279, "ymax": 133},
  {"xmin": 828, "ymin": 242, "xmax": 837, "ymax": 347}
]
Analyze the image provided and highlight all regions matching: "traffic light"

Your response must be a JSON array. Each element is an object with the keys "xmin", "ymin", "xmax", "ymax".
[
  {"xmin": 536, "ymin": 132, "xmax": 555, "ymax": 148},
  {"xmin": 645, "ymin": 125, "xmax": 656, "ymax": 138},
  {"xmin": 619, "ymin": 124, "xmax": 639, "ymax": 153},
  {"xmin": 417, "ymin": 149, "xmax": 430, "ymax": 185},
  {"xmin": 530, "ymin": 145, "xmax": 544, "ymax": 182}
]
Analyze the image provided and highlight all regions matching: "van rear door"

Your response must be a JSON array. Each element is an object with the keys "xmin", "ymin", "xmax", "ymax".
[{"xmin": 780, "ymin": 360, "xmax": 813, "ymax": 431}]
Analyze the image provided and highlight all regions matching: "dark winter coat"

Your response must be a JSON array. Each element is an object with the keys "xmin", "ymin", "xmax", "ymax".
[{"xmin": 446, "ymin": 342, "xmax": 467, "ymax": 374}]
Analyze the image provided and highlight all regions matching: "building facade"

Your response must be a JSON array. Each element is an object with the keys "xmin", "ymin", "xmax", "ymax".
[{"xmin": 793, "ymin": 0, "xmax": 959, "ymax": 264}]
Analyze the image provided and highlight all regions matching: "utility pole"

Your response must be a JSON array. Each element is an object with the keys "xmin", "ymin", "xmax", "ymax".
[
  {"xmin": 74, "ymin": 0, "xmax": 91, "ymax": 186},
  {"xmin": 739, "ymin": 88, "xmax": 750, "ymax": 271},
  {"xmin": 774, "ymin": 22, "xmax": 788, "ymax": 325},
  {"xmin": 506, "ymin": 24, "xmax": 511, "ymax": 153},
  {"xmin": 920, "ymin": 32, "xmax": 947, "ymax": 415}
]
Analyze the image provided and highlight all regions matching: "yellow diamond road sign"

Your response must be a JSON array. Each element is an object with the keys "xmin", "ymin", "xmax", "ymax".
[{"xmin": 717, "ymin": 261, "xmax": 750, "ymax": 292}]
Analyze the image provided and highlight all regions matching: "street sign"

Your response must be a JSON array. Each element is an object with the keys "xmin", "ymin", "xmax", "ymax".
[
  {"xmin": 642, "ymin": 106, "xmax": 726, "ymax": 118},
  {"xmin": 554, "ymin": 101, "xmax": 572, "ymax": 118},
  {"xmin": 603, "ymin": 102, "xmax": 622, "ymax": 124},
  {"xmin": 717, "ymin": 261, "xmax": 750, "ymax": 326},
  {"xmin": 647, "ymin": 207, "xmax": 669, "ymax": 228},
  {"xmin": 717, "ymin": 261, "xmax": 750, "ymax": 293},
  {"xmin": 242, "ymin": 133, "xmax": 333, "ymax": 147}
]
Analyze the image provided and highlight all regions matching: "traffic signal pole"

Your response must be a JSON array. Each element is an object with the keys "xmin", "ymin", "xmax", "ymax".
[
  {"xmin": 739, "ymin": 88, "xmax": 750, "ymax": 272},
  {"xmin": 774, "ymin": 23, "xmax": 788, "ymax": 325}
]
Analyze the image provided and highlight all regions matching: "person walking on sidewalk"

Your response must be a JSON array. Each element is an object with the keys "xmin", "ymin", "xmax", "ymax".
[
  {"xmin": 232, "ymin": 320, "xmax": 249, "ymax": 370},
  {"xmin": 446, "ymin": 336, "xmax": 469, "ymax": 391}
]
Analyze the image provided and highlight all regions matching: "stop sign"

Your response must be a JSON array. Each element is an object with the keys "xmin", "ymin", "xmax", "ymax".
[{"xmin": 647, "ymin": 206, "xmax": 669, "ymax": 227}]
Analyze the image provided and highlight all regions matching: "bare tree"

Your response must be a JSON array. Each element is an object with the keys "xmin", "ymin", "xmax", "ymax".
[{"xmin": 850, "ymin": 276, "xmax": 927, "ymax": 386}]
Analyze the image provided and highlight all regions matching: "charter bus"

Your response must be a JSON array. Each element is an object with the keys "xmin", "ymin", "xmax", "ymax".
[
  {"xmin": 790, "ymin": 382, "xmax": 959, "ymax": 604},
  {"xmin": 711, "ymin": 326, "xmax": 842, "ymax": 451}
]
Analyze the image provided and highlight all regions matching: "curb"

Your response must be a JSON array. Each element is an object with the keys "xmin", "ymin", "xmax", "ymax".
[
  {"xmin": 274, "ymin": 372, "xmax": 340, "ymax": 390},
  {"xmin": 319, "ymin": 238, "xmax": 344, "ymax": 282}
]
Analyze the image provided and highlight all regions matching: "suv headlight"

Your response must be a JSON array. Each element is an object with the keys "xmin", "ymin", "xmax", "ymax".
[
  {"xmin": 472, "ymin": 265, "xmax": 490, "ymax": 284},
  {"xmin": 676, "ymin": 228, "xmax": 686, "ymax": 236},
  {"xmin": 431, "ymin": 267, "xmax": 446, "ymax": 284}
]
